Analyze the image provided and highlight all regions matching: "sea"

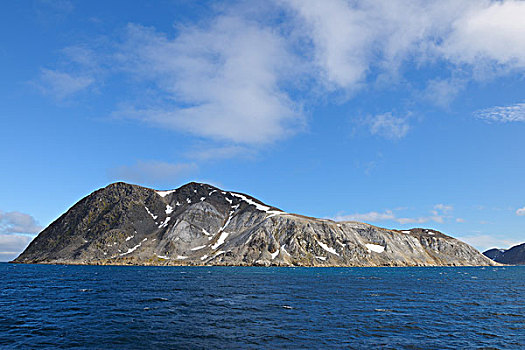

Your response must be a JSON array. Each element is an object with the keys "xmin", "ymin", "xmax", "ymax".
[{"xmin": 1, "ymin": 263, "xmax": 523, "ymax": 349}]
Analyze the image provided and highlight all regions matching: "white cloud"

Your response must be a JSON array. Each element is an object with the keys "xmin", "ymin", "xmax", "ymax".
[
  {"xmin": 474, "ymin": 102, "xmax": 525, "ymax": 123},
  {"xmin": 283, "ymin": 0, "xmax": 373, "ymax": 89},
  {"xmin": 109, "ymin": 160, "xmax": 197, "ymax": 187},
  {"xmin": 0, "ymin": 211, "xmax": 42, "ymax": 235},
  {"xmin": 282, "ymin": 0, "xmax": 478, "ymax": 89},
  {"xmin": 516, "ymin": 207, "xmax": 525, "ymax": 216},
  {"xmin": 284, "ymin": 0, "xmax": 525, "ymax": 93},
  {"xmin": 0, "ymin": 234, "xmax": 35, "ymax": 262},
  {"xmin": 114, "ymin": 18, "xmax": 303, "ymax": 145},
  {"xmin": 365, "ymin": 112, "xmax": 410, "ymax": 140},
  {"xmin": 442, "ymin": 1, "xmax": 525, "ymax": 70}
]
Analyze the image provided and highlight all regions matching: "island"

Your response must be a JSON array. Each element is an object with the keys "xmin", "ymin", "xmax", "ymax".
[{"xmin": 13, "ymin": 182, "xmax": 497, "ymax": 267}]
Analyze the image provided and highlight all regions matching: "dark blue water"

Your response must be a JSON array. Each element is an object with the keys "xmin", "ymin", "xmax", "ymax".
[{"xmin": 1, "ymin": 264, "xmax": 523, "ymax": 349}]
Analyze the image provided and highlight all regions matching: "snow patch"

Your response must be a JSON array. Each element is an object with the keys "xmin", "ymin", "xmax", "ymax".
[
  {"xmin": 191, "ymin": 245, "xmax": 207, "ymax": 251},
  {"xmin": 176, "ymin": 255, "xmax": 188, "ymax": 260},
  {"xmin": 165, "ymin": 204, "xmax": 173, "ymax": 215},
  {"xmin": 212, "ymin": 251, "xmax": 225, "ymax": 258},
  {"xmin": 202, "ymin": 228, "xmax": 211, "ymax": 236},
  {"xmin": 316, "ymin": 256, "xmax": 327, "ymax": 261},
  {"xmin": 281, "ymin": 245, "xmax": 291, "ymax": 256},
  {"xmin": 211, "ymin": 231, "xmax": 229, "ymax": 249},
  {"xmin": 125, "ymin": 235, "xmax": 134, "ymax": 241},
  {"xmin": 401, "ymin": 230, "xmax": 411, "ymax": 234},
  {"xmin": 144, "ymin": 206, "xmax": 158, "ymax": 220},
  {"xmin": 156, "ymin": 190, "xmax": 176, "ymax": 197},
  {"xmin": 158, "ymin": 217, "xmax": 171, "ymax": 228},
  {"xmin": 186, "ymin": 198, "xmax": 191, "ymax": 204},
  {"xmin": 317, "ymin": 240, "xmax": 340, "ymax": 256},
  {"xmin": 230, "ymin": 192, "xmax": 271, "ymax": 211},
  {"xmin": 270, "ymin": 249, "xmax": 279, "ymax": 259},
  {"xmin": 229, "ymin": 192, "xmax": 285, "ymax": 217},
  {"xmin": 200, "ymin": 255, "xmax": 208, "ymax": 260},
  {"xmin": 365, "ymin": 243, "xmax": 385, "ymax": 253},
  {"xmin": 120, "ymin": 242, "xmax": 142, "ymax": 256},
  {"xmin": 156, "ymin": 254, "xmax": 170, "ymax": 260},
  {"xmin": 200, "ymin": 197, "xmax": 205, "ymax": 201}
]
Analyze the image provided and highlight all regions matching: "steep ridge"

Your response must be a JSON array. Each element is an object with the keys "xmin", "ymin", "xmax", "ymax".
[{"xmin": 13, "ymin": 182, "xmax": 496, "ymax": 266}]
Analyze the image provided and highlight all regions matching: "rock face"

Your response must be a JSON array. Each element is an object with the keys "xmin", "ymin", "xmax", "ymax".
[
  {"xmin": 484, "ymin": 243, "xmax": 525, "ymax": 265},
  {"xmin": 13, "ymin": 182, "xmax": 496, "ymax": 266}
]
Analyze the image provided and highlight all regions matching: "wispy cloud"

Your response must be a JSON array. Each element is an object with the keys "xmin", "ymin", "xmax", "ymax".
[
  {"xmin": 364, "ymin": 112, "xmax": 410, "ymax": 140},
  {"xmin": 422, "ymin": 77, "xmax": 467, "ymax": 107},
  {"xmin": 108, "ymin": 160, "xmax": 197, "ymax": 187},
  {"xmin": 36, "ymin": 69, "xmax": 95, "ymax": 101},
  {"xmin": 516, "ymin": 207, "xmax": 525, "ymax": 216},
  {"xmin": 474, "ymin": 102, "xmax": 525, "ymax": 123}
]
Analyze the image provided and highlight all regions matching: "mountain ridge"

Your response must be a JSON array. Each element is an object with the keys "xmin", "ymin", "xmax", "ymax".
[
  {"xmin": 13, "ymin": 182, "xmax": 496, "ymax": 266},
  {"xmin": 483, "ymin": 243, "xmax": 525, "ymax": 265}
]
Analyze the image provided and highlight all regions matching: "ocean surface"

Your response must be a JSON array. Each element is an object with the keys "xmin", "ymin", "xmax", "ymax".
[{"xmin": 0, "ymin": 263, "xmax": 523, "ymax": 349}]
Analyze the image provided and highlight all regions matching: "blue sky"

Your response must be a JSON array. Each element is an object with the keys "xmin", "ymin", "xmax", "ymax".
[{"xmin": 1, "ymin": 0, "xmax": 524, "ymax": 261}]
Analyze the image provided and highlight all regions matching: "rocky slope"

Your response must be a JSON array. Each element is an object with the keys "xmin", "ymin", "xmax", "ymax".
[
  {"xmin": 483, "ymin": 243, "xmax": 525, "ymax": 265},
  {"xmin": 13, "ymin": 182, "xmax": 496, "ymax": 266}
]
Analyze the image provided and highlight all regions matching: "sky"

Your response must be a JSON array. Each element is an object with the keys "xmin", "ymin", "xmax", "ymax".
[{"xmin": 1, "ymin": 0, "xmax": 524, "ymax": 261}]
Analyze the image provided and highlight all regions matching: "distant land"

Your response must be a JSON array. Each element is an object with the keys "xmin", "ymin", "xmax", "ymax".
[
  {"xmin": 483, "ymin": 243, "xmax": 525, "ymax": 265},
  {"xmin": 13, "ymin": 182, "xmax": 497, "ymax": 267}
]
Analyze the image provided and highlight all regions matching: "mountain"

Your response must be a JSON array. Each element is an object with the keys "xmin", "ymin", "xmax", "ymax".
[
  {"xmin": 13, "ymin": 182, "xmax": 496, "ymax": 266},
  {"xmin": 483, "ymin": 243, "xmax": 525, "ymax": 265}
]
